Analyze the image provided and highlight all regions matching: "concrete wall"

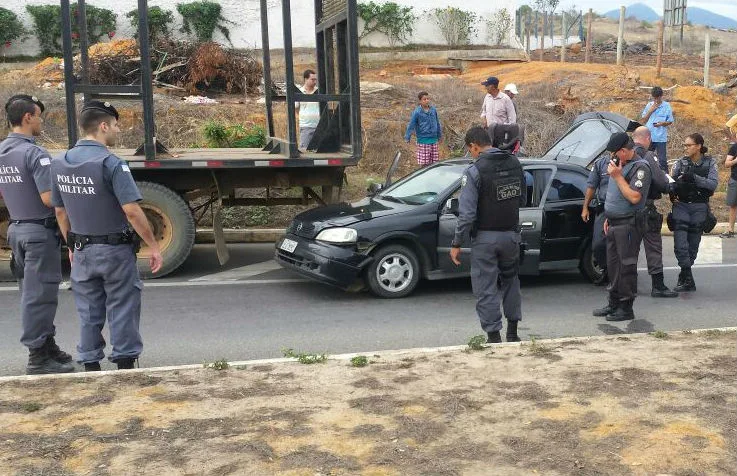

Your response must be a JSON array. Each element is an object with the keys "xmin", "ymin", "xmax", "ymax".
[{"xmin": 5, "ymin": 0, "xmax": 522, "ymax": 56}]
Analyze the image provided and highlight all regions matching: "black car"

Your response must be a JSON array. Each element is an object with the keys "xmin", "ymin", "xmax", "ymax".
[{"xmin": 275, "ymin": 112, "xmax": 639, "ymax": 298}]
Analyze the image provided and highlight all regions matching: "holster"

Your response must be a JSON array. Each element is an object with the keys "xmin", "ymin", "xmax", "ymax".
[
  {"xmin": 645, "ymin": 205, "xmax": 663, "ymax": 233},
  {"xmin": 703, "ymin": 206, "xmax": 717, "ymax": 233}
]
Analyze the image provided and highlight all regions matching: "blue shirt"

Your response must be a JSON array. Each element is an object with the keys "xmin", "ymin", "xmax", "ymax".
[
  {"xmin": 405, "ymin": 106, "xmax": 442, "ymax": 144},
  {"xmin": 51, "ymin": 140, "xmax": 142, "ymax": 208},
  {"xmin": 640, "ymin": 101, "xmax": 674, "ymax": 143},
  {"xmin": 586, "ymin": 155, "xmax": 610, "ymax": 203}
]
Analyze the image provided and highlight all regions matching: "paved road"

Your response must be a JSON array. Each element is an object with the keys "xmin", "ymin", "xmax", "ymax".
[{"xmin": 1, "ymin": 237, "xmax": 735, "ymax": 376}]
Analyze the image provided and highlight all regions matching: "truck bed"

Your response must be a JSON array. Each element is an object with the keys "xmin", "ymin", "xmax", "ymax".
[{"xmin": 49, "ymin": 148, "xmax": 356, "ymax": 169}]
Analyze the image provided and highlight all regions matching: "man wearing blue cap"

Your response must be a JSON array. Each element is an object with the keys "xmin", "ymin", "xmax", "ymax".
[
  {"xmin": 480, "ymin": 76, "xmax": 516, "ymax": 127},
  {"xmin": 51, "ymin": 101, "xmax": 163, "ymax": 371}
]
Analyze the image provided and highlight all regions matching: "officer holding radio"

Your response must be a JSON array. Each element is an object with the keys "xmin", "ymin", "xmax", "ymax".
[
  {"xmin": 52, "ymin": 101, "xmax": 163, "ymax": 371},
  {"xmin": 1, "ymin": 94, "xmax": 74, "ymax": 375}
]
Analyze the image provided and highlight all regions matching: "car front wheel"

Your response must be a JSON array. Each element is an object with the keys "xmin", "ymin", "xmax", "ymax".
[{"xmin": 366, "ymin": 244, "xmax": 420, "ymax": 298}]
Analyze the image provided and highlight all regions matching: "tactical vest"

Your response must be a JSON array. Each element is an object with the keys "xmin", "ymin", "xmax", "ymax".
[
  {"xmin": 51, "ymin": 153, "xmax": 129, "ymax": 235},
  {"xmin": 604, "ymin": 158, "xmax": 648, "ymax": 219},
  {"xmin": 0, "ymin": 136, "xmax": 54, "ymax": 220},
  {"xmin": 634, "ymin": 145, "xmax": 663, "ymax": 200},
  {"xmin": 475, "ymin": 150, "xmax": 523, "ymax": 231},
  {"xmin": 674, "ymin": 157, "xmax": 713, "ymax": 203}
]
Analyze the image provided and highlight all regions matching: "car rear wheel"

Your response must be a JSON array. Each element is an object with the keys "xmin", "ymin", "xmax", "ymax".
[
  {"xmin": 366, "ymin": 244, "xmax": 420, "ymax": 298},
  {"xmin": 579, "ymin": 240, "xmax": 605, "ymax": 284}
]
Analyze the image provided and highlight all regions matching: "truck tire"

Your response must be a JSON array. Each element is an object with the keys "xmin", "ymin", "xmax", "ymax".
[
  {"xmin": 366, "ymin": 244, "xmax": 420, "ymax": 298},
  {"xmin": 136, "ymin": 182, "xmax": 195, "ymax": 279}
]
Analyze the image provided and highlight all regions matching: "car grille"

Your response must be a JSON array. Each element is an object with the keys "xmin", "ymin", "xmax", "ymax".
[
  {"xmin": 277, "ymin": 249, "xmax": 318, "ymax": 271},
  {"xmin": 287, "ymin": 220, "xmax": 319, "ymax": 239}
]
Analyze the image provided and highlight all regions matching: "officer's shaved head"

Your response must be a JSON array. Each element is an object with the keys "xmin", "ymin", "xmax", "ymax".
[
  {"xmin": 464, "ymin": 126, "xmax": 492, "ymax": 148},
  {"xmin": 5, "ymin": 95, "xmax": 43, "ymax": 127},
  {"xmin": 632, "ymin": 126, "xmax": 651, "ymax": 140},
  {"xmin": 79, "ymin": 108, "xmax": 115, "ymax": 134}
]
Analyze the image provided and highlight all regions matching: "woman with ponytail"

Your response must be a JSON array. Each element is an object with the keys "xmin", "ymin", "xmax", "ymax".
[{"xmin": 668, "ymin": 133, "xmax": 719, "ymax": 291}]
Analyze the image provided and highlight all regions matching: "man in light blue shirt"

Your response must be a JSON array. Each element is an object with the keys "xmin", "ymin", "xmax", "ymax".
[{"xmin": 640, "ymin": 86, "xmax": 674, "ymax": 172}]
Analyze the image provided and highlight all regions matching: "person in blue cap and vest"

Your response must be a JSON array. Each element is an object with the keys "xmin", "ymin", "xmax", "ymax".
[
  {"xmin": 593, "ymin": 132, "xmax": 651, "ymax": 321},
  {"xmin": 1, "ymin": 94, "xmax": 74, "ymax": 374},
  {"xmin": 51, "ymin": 101, "xmax": 163, "ymax": 371}
]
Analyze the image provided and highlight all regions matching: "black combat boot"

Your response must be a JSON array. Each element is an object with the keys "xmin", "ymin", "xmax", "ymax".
[
  {"xmin": 26, "ymin": 347, "xmax": 75, "ymax": 375},
  {"xmin": 486, "ymin": 331, "xmax": 502, "ymax": 344},
  {"xmin": 606, "ymin": 299, "xmax": 635, "ymax": 321},
  {"xmin": 674, "ymin": 267, "xmax": 696, "ymax": 292},
  {"xmin": 115, "ymin": 358, "xmax": 136, "ymax": 370},
  {"xmin": 84, "ymin": 362, "xmax": 102, "ymax": 372},
  {"xmin": 45, "ymin": 336, "xmax": 73, "ymax": 363},
  {"xmin": 650, "ymin": 273, "xmax": 678, "ymax": 298},
  {"xmin": 506, "ymin": 320, "xmax": 521, "ymax": 342},
  {"xmin": 593, "ymin": 298, "xmax": 618, "ymax": 317}
]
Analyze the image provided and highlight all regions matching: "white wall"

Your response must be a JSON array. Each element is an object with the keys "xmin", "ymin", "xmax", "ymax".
[{"xmin": 5, "ymin": 0, "xmax": 521, "ymax": 56}]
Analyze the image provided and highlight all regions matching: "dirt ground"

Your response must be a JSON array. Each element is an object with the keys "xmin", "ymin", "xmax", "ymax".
[{"xmin": 0, "ymin": 330, "xmax": 734, "ymax": 475}]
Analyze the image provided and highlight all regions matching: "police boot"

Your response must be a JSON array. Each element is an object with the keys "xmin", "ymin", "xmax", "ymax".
[
  {"xmin": 44, "ymin": 336, "xmax": 73, "ymax": 364},
  {"xmin": 84, "ymin": 362, "xmax": 102, "ymax": 372},
  {"xmin": 506, "ymin": 320, "xmax": 521, "ymax": 342},
  {"xmin": 26, "ymin": 347, "xmax": 75, "ymax": 375},
  {"xmin": 486, "ymin": 331, "xmax": 502, "ymax": 344},
  {"xmin": 650, "ymin": 273, "xmax": 678, "ymax": 298},
  {"xmin": 674, "ymin": 268, "xmax": 696, "ymax": 292},
  {"xmin": 116, "ymin": 358, "xmax": 137, "ymax": 370},
  {"xmin": 592, "ymin": 298, "xmax": 618, "ymax": 317},
  {"xmin": 606, "ymin": 299, "xmax": 635, "ymax": 321}
]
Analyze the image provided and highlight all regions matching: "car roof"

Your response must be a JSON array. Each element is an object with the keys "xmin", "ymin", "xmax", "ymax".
[{"xmin": 441, "ymin": 157, "xmax": 588, "ymax": 171}]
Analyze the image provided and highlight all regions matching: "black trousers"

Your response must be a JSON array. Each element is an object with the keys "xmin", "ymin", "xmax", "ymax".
[{"xmin": 606, "ymin": 218, "xmax": 643, "ymax": 302}]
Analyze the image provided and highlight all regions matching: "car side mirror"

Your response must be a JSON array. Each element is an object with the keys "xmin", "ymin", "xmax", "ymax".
[
  {"xmin": 367, "ymin": 182, "xmax": 384, "ymax": 196},
  {"xmin": 445, "ymin": 198, "xmax": 460, "ymax": 216}
]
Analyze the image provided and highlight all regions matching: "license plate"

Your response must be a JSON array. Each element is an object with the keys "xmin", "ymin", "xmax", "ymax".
[{"xmin": 280, "ymin": 238, "xmax": 298, "ymax": 253}]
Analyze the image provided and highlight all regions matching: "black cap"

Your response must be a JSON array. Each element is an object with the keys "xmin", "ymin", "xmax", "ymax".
[
  {"xmin": 481, "ymin": 76, "xmax": 499, "ymax": 87},
  {"xmin": 605, "ymin": 132, "xmax": 632, "ymax": 152},
  {"xmin": 5, "ymin": 94, "xmax": 45, "ymax": 113},
  {"xmin": 80, "ymin": 100, "xmax": 119, "ymax": 120}
]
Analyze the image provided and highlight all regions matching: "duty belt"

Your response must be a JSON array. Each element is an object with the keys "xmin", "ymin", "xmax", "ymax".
[
  {"xmin": 67, "ymin": 230, "xmax": 139, "ymax": 251},
  {"xmin": 10, "ymin": 217, "xmax": 57, "ymax": 229},
  {"xmin": 606, "ymin": 215, "xmax": 635, "ymax": 226}
]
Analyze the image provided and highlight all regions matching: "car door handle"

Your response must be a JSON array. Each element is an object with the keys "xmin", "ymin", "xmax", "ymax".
[{"xmin": 520, "ymin": 221, "xmax": 536, "ymax": 229}]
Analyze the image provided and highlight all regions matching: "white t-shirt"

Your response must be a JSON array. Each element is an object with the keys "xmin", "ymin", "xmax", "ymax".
[{"xmin": 297, "ymin": 85, "xmax": 320, "ymax": 129}]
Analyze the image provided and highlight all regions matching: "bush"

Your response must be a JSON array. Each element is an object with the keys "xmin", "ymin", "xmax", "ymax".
[
  {"xmin": 126, "ymin": 6, "xmax": 174, "ymax": 41},
  {"xmin": 26, "ymin": 3, "xmax": 117, "ymax": 56},
  {"xmin": 430, "ymin": 7, "xmax": 477, "ymax": 47},
  {"xmin": 357, "ymin": 1, "xmax": 415, "ymax": 47},
  {"xmin": 203, "ymin": 121, "xmax": 267, "ymax": 148},
  {"xmin": 487, "ymin": 8, "xmax": 513, "ymax": 46},
  {"xmin": 0, "ymin": 7, "xmax": 28, "ymax": 47},
  {"xmin": 176, "ymin": 1, "xmax": 232, "ymax": 44}
]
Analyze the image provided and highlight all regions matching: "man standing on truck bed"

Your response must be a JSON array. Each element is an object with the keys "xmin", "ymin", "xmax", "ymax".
[
  {"xmin": 0, "ymin": 94, "xmax": 74, "ymax": 375},
  {"xmin": 51, "ymin": 101, "xmax": 163, "ymax": 371},
  {"xmin": 296, "ymin": 69, "xmax": 319, "ymax": 151}
]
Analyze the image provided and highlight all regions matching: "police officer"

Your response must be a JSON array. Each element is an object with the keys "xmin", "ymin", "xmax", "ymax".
[
  {"xmin": 450, "ymin": 126, "xmax": 526, "ymax": 343},
  {"xmin": 51, "ymin": 101, "xmax": 163, "ymax": 371},
  {"xmin": 668, "ymin": 133, "xmax": 718, "ymax": 292},
  {"xmin": 0, "ymin": 95, "xmax": 74, "ymax": 375},
  {"xmin": 593, "ymin": 132, "xmax": 651, "ymax": 321},
  {"xmin": 632, "ymin": 126, "xmax": 678, "ymax": 298},
  {"xmin": 582, "ymin": 153, "xmax": 610, "ymax": 285}
]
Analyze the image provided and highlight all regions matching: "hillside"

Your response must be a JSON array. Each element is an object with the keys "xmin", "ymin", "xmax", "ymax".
[{"xmin": 604, "ymin": 4, "xmax": 737, "ymax": 30}]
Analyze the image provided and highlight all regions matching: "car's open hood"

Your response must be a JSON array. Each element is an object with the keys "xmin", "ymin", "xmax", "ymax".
[
  {"xmin": 290, "ymin": 197, "xmax": 409, "ymax": 237},
  {"xmin": 542, "ymin": 112, "xmax": 641, "ymax": 168}
]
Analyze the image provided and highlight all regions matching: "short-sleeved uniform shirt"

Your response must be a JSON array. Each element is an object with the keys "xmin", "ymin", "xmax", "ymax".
[
  {"xmin": 50, "ymin": 140, "xmax": 141, "ymax": 208},
  {"xmin": 0, "ymin": 132, "xmax": 54, "ymax": 220}
]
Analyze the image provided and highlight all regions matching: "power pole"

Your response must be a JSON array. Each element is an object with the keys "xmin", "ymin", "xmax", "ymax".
[
  {"xmin": 616, "ymin": 6, "xmax": 625, "ymax": 66},
  {"xmin": 561, "ymin": 14, "xmax": 567, "ymax": 62},
  {"xmin": 585, "ymin": 8, "xmax": 592, "ymax": 63},
  {"xmin": 656, "ymin": 20, "xmax": 664, "ymax": 78}
]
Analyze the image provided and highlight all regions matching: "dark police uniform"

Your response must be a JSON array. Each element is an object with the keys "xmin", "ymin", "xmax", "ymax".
[
  {"xmin": 633, "ymin": 144, "xmax": 677, "ymax": 297},
  {"xmin": 669, "ymin": 155, "xmax": 718, "ymax": 291},
  {"xmin": 586, "ymin": 155, "xmax": 610, "ymax": 277},
  {"xmin": 0, "ymin": 95, "xmax": 73, "ymax": 374},
  {"xmin": 452, "ymin": 148, "xmax": 526, "ymax": 341},
  {"xmin": 599, "ymin": 134, "xmax": 651, "ymax": 320},
  {"xmin": 50, "ymin": 103, "xmax": 144, "ymax": 366}
]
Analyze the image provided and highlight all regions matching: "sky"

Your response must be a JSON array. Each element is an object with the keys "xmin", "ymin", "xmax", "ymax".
[{"xmin": 530, "ymin": 1, "xmax": 737, "ymax": 20}]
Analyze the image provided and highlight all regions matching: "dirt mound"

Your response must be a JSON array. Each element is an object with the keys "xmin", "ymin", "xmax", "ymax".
[
  {"xmin": 88, "ymin": 39, "xmax": 139, "ymax": 57},
  {"xmin": 25, "ymin": 57, "xmax": 64, "ymax": 84},
  {"xmin": 674, "ymin": 86, "xmax": 734, "ymax": 127}
]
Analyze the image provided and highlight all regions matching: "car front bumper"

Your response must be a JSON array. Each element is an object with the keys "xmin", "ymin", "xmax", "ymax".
[{"xmin": 274, "ymin": 234, "xmax": 372, "ymax": 290}]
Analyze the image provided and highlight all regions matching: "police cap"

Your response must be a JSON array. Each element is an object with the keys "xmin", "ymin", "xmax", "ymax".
[
  {"xmin": 4, "ymin": 94, "xmax": 45, "ymax": 113},
  {"xmin": 80, "ymin": 100, "xmax": 119, "ymax": 121},
  {"xmin": 605, "ymin": 132, "xmax": 633, "ymax": 152}
]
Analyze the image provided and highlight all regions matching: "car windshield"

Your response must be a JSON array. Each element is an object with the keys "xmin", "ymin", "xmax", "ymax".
[
  {"xmin": 543, "ymin": 119, "xmax": 619, "ymax": 164},
  {"xmin": 379, "ymin": 163, "xmax": 464, "ymax": 205}
]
